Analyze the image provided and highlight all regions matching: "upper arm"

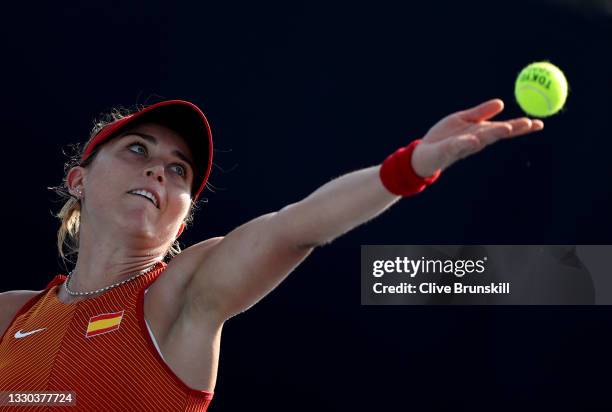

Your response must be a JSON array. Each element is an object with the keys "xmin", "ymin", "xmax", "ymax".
[
  {"xmin": 183, "ymin": 211, "xmax": 316, "ymax": 322},
  {"xmin": 0, "ymin": 290, "xmax": 40, "ymax": 338},
  {"xmin": 143, "ymin": 237, "xmax": 225, "ymax": 341}
]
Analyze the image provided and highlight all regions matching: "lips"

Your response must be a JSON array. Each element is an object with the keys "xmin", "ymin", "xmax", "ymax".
[
  {"xmin": 128, "ymin": 192, "xmax": 157, "ymax": 207},
  {"xmin": 127, "ymin": 188, "xmax": 160, "ymax": 209}
]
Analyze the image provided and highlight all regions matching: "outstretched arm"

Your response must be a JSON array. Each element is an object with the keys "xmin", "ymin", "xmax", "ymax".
[
  {"xmin": 276, "ymin": 98, "xmax": 543, "ymax": 247},
  {"xmin": 182, "ymin": 99, "xmax": 543, "ymax": 321}
]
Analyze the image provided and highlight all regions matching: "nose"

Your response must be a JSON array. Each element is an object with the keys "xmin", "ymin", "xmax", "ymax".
[{"xmin": 145, "ymin": 165, "xmax": 164, "ymax": 183}]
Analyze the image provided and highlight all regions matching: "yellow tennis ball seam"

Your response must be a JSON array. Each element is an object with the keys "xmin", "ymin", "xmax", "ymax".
[{"xmin": 517, "ymin": 85, "xmax": 553, "ymax": 112}]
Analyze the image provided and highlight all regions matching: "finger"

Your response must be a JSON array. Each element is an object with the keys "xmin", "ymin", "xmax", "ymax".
[
  {"xmin": 458, "ymin": 98, "xmax": 505, "ymax": 123},
  {"xmin": 512, "ymin": 118, "xmax": 545, "ymax": 137},
  {"xmin": 531, "ymin": 119, "xmax": 545, "ymax": 131},
  {"xmin": 476, "ymin": 124, "xmax": 513, "ymax": 146},
  {"xmin": 498, "ymin": 118, "xmax": 545, "ymax": 138},
  {"xmin": 506, "ymin": 117, "xmax": 533, "ymax": 134},
  {"xmin": 477, "ymin": 118, "xmax": 544, "ymax": 146}
]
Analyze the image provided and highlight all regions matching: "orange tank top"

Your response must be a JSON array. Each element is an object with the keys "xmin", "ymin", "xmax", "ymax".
[{"xmin": 0, "ymin": 262, "xmax": 214, "ymax": 411}]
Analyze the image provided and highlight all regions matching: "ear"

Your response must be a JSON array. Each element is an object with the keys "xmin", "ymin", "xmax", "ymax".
[
  {"xmin": 176, "ymin": 223, "xmax": 186, "ymax": 239},
  {"xmin": 66, "ymin": 166, "xmax": 86, "ymax": 197}
]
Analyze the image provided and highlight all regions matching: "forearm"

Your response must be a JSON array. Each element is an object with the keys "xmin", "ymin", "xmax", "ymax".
[{"xmin": 275, "ymin": 165, "xmax": 403, "ymax": 248}]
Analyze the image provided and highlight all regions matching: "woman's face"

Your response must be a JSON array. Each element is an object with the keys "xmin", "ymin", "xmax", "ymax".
[{"xmin": 70, "ymin": 122, "xmax": 195, "ymax": 250}]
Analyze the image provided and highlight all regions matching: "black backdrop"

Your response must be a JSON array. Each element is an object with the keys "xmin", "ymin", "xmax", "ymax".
[{"xmin": 1, "ymin": 0, "xmax": 611, "ymax": 410}]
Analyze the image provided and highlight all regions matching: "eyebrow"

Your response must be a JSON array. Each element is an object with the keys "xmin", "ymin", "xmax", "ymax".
[{"xmin": 119, "ymin": 132, "xmax": 195, "ymax": 173}]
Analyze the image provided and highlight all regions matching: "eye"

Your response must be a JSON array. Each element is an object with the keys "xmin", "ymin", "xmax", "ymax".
[
  {"xmin": 171, "ymin": 164, "xmax": 187, "ymax": 178},
  {"xmin": 127, "ymin": 142, "xmax": 187, "ymax": 178},
  {"xmin": 128, "ymin": 142, "xmax": 147, "ymax": 155}
]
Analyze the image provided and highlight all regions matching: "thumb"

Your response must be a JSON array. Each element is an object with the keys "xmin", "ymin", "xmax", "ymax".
[{"xmin": 458, "ymin": 98, "xmax": 505, "ymax": 122}]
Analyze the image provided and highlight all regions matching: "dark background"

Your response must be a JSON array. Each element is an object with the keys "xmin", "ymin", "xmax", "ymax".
[{"xmin": 1, "ymin": 0, "xmax": 611, "ymax": 410}]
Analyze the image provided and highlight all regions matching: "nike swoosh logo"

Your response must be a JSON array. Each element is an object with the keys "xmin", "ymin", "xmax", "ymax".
[{"xmin": 14, "ymin": 328, "xmax": 47, "ymax": 339}]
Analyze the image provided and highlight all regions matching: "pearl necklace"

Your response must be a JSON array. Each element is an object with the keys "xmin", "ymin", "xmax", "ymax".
[{"xmin": 64, "ymin": 261, "xmax": 161, "ymax": 297}]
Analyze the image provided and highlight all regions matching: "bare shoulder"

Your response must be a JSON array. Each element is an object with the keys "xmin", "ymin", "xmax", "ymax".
[
  {"xmin": 0, "ymin": 290, "xmax": 41, "ymax": 338},
  {"xmin": 144, "ymin": 237, "xmax": 224, "ymax": 344}
]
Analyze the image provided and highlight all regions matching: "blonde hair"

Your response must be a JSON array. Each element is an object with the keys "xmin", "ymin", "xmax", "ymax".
[{"xmin": 48, "ymin": 104, "xmax": 205, "ymax": 268}]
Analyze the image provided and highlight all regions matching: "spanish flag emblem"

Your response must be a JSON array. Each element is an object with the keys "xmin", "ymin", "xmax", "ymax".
[{"xmin": 86, "ymin": 310, "xmax": 125, "ymax": 338}]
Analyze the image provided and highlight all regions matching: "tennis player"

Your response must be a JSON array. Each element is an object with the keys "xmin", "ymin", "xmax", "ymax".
[{"xmin": 0, "ymin": 98, "xmax": 543, "ymax": 411}]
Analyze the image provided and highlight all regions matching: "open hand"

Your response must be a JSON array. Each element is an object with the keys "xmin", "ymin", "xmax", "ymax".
[{"xmin": 411, "ymin": 99, "xmax": 544, "ymax": 177}]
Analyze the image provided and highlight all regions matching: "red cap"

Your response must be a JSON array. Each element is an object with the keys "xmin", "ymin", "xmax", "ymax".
[{"xmin": 82, "ymin": 100, "xmax": 213, "ymax": 201}]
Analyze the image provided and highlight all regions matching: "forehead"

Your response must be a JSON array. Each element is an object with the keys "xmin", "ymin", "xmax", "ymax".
[{"xmin": 115, "ymin": 122, "xmax": 194, "ymax": 161}]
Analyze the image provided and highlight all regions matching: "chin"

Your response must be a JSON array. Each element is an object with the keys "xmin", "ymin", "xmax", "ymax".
[{"xmin": 118, "ymin": 210, "xmax": 159, "ymax": 236}]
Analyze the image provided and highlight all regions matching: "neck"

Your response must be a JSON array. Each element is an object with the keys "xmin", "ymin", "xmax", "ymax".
[{"xmin": 66, "ymin": 220, "xmax": 167, "ymax": 295}]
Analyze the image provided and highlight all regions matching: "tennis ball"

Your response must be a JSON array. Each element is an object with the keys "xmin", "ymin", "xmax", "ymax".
[{"xmin": 514, "ymin": 61, "xmax": 568, "ymax": 118}]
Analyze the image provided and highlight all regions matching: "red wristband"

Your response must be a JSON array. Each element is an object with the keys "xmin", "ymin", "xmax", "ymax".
[{"xmin": 379, "ymin": 139, "xmax": 441, "ymax": 197}]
